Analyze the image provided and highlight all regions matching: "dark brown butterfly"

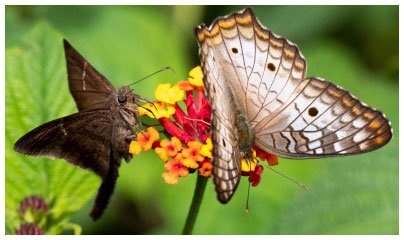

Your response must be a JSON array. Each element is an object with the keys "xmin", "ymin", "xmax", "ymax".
[{"xmin": 14, "ymin": 39, "xmax": 142, "ymax": 220}]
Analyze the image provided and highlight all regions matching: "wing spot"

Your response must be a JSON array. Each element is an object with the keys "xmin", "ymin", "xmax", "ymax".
[
  {"xmin": 327, "ymin": 88, "xmax": 343, "ymax": 98},
  {"xmin": 267, "ymin": 62, "xmax": 276, "ymax": 72},
  {"xmin": 59, "ymin": 122, "xmax": 67, "ymax": 136},
  {"xmin": 342, "ymin": 96, "xmax": 353, "ymax": 107},
  {"xmin": 222, "ymin": 139, "xmax": 227, "ymax": 147},
  {"xmin": 369, "ymin": 121, "xmax": 381, "ymax": 129},
  {"xmin": 284, "ymin": 49, "xmax": 295, "ymax": 58},
  {"xmin": 364, "ymin": 112, "xmax": 374, "ymax": 119},
  {"xmin": 352, "ymin": 106, "xmax": 361, "ymax": 116},
  {"xmin": 375, "ymin": 136, "xmax": 384, "ymax": 144},
  {"xmin": 232, "ymin": 48, "xmax": 238, "ymax": 54},
  {"xmin": 81, "ymin": 61, "xmax": 88, "ymax": 90},
  {"xmin": 308, "ymin": 107, "xmax": 318, "ymax": 117}
]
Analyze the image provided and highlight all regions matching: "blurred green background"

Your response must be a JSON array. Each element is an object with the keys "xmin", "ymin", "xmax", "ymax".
[{"xmin": 5, "ymin": 6, "xmax": 398, "ymax": 234}]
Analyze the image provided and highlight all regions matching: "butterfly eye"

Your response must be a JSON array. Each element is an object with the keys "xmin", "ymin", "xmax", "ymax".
[{"xmin": 118, "ymin": 95, "xmax": 127, "ymax": 103}]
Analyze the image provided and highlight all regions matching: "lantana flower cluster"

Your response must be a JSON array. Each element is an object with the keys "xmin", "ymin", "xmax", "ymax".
[{"xmin": 129, "ymin": 66, "xmax": 278, "ymax": 186}]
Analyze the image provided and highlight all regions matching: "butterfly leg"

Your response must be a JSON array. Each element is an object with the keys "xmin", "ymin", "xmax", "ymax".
[{"xmin": 122, "ymin": 130, "xmax": 138, "ymax": 163}]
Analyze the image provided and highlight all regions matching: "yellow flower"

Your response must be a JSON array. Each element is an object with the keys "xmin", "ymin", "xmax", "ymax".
[
  {"xmin": 129, "ymin": 141, "xmax": 142, "ymax": 155},
  {"xmin": 241, "ymin": 150, "xmax": 257, "ymax": 172},
  {"xmin": 155, "ymin": 83, "xmax": 185, "ymax": 104},
  {"xmin": 137, "ymin": 102, "xmax": 175, "ymax": 119},
  {"xmin": 155, "ymin": 137, "xmax": 182, "ymax": 161},
  {"xmin": 199, "ymin": 138, "xmax": 213, "ymax": 159},
  {"xmin": 188, "ymin": 66, "xmax": 204, "ymax": 87},
  {"xmin": 241, "ymin": 159, "xmax": 258, "ymax": 172}
]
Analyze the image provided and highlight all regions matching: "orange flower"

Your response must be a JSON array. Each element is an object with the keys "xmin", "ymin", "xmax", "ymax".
[
  {"xmin": 162, "ymin": 172, "xmax": 180, "ymax": 184},
  {"xmin": 162, "ymin": 157, "xmax": 189, "ymax": 184},
  {"xmin": 177, "ymin": 81, "xmax": 195, "ymax": 91},
  {"xmin": 181, "ymin": 141, "xmax": 204, "ymax": 169},
  {"xmin": 136, "ymin": 127, "xmax": 160, "ymax": 151},
  {"xmin": 155, "ymin": 137, "xmax": 182, "ymax": 161},
  {"xmin": 199, "ymin": 160, "xmax": 212, "ymax": 177},
  {"xmin": 129, "ymin": 141, "xmax": 142, "ymax": 155}
]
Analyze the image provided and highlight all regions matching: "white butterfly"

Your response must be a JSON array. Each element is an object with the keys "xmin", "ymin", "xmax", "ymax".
[{"xmin": 195, "ymin": 7, "xmax": 393, "ymax": 203}]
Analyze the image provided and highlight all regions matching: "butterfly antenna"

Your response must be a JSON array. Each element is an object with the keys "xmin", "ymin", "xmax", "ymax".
[
  {"xmin": 265, "ymin": 165, "xmax": 310, "ymax": 191},
  {"xmin": 138, "ymin": 97, "xmax": 158, "ymax": 110},
  {"xmin": 138, "ymin": 105, "xmax": 158, "ymax": 119},
  {"xmin": 128, "ymin": 66, "xmax": 175, "ymax": 87}
]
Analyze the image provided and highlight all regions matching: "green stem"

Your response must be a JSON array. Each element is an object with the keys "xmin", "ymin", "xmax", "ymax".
[{"xmin": 182, "ymin": 174, "xmax": 208, "ymax": 235}]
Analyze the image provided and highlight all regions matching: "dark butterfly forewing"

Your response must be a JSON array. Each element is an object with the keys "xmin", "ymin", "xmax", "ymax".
[
  {"xmin": 14, "ymin": 40, "xmax": 140, "ymax": 220},
  {"xmin": 64, "ymin": 40, "xmax": 115, "ymax": 112}
]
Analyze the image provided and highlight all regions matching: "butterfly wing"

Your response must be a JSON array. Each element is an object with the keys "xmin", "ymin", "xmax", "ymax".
[
  {"xmin": 253, "ymin": 77, "xmax": 393, "ymax": 158},
  {"xmin": 196, "ymin": 8, "xmax": 304, "ymax": 201},
  {"xmin": 196, "ymin": 27, "xmax": 244, "ymax": 203},
  {"xmin": 196, "ymin": 8, "xmax": 392, "ymax": 160},
  {"xmin": 196, "ymin": 8, "xmax": 393, "ymax": 202},
  {"xmin": 14, "ymin": 111, "xmax": 115, "ymax": 177},
  {"xmin": 64, "ymin": 39, "xmax": 115, "ymax": 112},
  {"xmin": 195, "ymin": 15, "xmax": 254, "ymax": 203},
  {"xmin": 14, "ymin": 111, "xmax": 124, "ymax": 220},
  {"xmin": 90, "ymin": 155, "xmax": 119, "ymax": 220}
]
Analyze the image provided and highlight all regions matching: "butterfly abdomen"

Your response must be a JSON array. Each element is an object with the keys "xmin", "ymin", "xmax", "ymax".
[{"xmin": 235, "ymin": 110, "xmax": 255, "ymax": 159}]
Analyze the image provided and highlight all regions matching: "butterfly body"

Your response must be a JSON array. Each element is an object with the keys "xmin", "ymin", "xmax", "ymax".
[
  {"xmin": 235, "ymin": 109, "xmax": 254, "ymax": 158},
  {"xmin": 14, "ymin": 40, "xmax": 141, "ymax": 220},
  {"xmin": 195, "ymin": 8, "xmax": 392, "ymax": 203}
]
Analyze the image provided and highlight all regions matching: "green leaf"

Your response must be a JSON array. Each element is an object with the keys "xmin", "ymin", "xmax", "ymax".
[{"xmin": 6, "ymin": 22, "xmax": 99, "ymax": 234}]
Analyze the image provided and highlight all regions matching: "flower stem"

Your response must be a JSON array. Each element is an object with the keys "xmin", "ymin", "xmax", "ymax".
[{"xmin": 182, "ymin": 174, "xmax": 208, "ymax": 234}]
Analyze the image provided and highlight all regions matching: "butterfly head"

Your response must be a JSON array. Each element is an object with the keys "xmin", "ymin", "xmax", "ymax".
[
  {"xmin": 116, "ymin": 86, "xmax": 140, "ymax": 107},
  {"xmin": 114, "ymin": 86, "xmax": 142, "ymax": 127}
]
